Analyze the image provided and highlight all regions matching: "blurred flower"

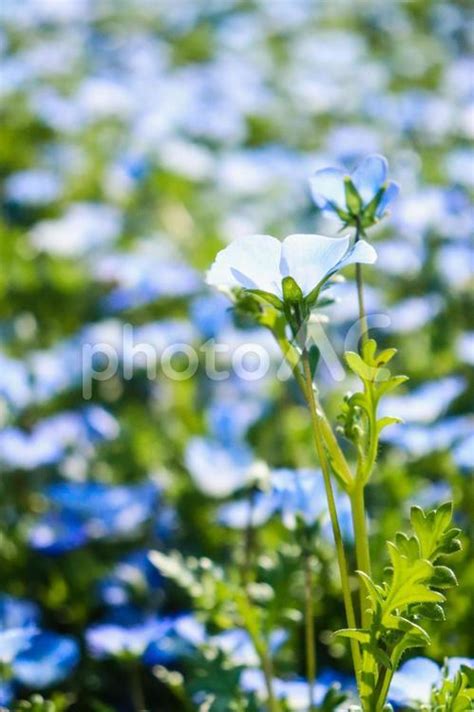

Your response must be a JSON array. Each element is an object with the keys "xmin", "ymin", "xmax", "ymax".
[
  {"xmin": 4, "ymin": 169, "xmax": 61, "ymax": 205},
  {"xmin": 218, "ymin": 468, "xmax": 353, "ymax": 541},
  {"xmin": 13, "ymin": 633, "xmax": 79, "ymax": 689},
  {"xmin": 206, "ymin": 233, "xmax": 376, "ymax": 303},
  {"xmin": 30, "ymin": 203, "xmax": 122, "ymax": 257},
  {"xmin": 379, "ymin": 376, "xmax": 464, "ymax": 423},
  {"xmin": 0, "ymin": 595, "xmax": 78, "ymax": 704},
  {"xmin": 185, "ymin": 437, "xmax": 254, "ymax": 498},
  {"xmin": 86, "ymin": 608, "xmax": 203, "ymax": 665},
  {"xmin": 97, "ymin": 550, "xmax": 163, "ymax": 607},
  {"xmin": 241, "ymin": 667, "xmax": 352, "ymax": 710},
  {"xmin": 389, "ymin": 656, "xmax": 474, "ymax": 706},
  {"xmin": 310, "ymin": 154, "xmax": 399, "ymax": 228}
]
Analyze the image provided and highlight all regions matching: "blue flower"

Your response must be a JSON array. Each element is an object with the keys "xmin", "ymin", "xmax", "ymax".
[
  {"xmin": 241, "ymin": 668, "xmax": 352, "ymax": 709},
  {"xmin": 389, "ymin": 656, "xmax": 474, "ymax": 706},
  {"xmin": 97, "ymin": 549, "xmax": 163, "ymax": 607},
  {"xmin": 86, "ymin": 611, "xmax": 168, "ymax": 661},
  {"xmin": 185, "ymin": 437, "xmax": 254, "ymax": 497},
  {"xmin": 0, "ymin": 595, "xmax": 79, "ymax": 702},
  {"xmin": 86, "ymin": 609, "xmax": 204, "ymax": 665},
  {"xmin": 13, "ymin": 633, "xmax": 79, "ymax": 689},
  {"xmin": 28, "ymin": 511, "xmax": 89, "ymax": 555},
  {"xmin": 310, "ymin": 154, "xmax": 399, "ymax": 228},
  {"xmin": 206, "ymin": 233, "xmax": 376, "ymax": 305}
]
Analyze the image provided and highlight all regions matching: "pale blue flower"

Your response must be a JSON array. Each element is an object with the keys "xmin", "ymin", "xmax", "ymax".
[
  {"xmin": 310, "ymin": 154, "xmax": 399, "ymax": 226},
  {"xmin": 185, "ymin": 437, "xmax": 253, "ymax": 497},
  {"xmin": 389, "ymin": 656, "xmax": 474, "ymax": 706},
  {"xmin": 13, "ymin": 633, "xmax": 79, "ymax": 689},
  {"xmin": 206, "ymin": 233, "xmax": 376, "ymax": 303}
]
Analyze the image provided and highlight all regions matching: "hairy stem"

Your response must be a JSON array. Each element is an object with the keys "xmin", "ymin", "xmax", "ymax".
[
  {"xmin": 301, "ymin": 349, "xmax": 362, "ymax": 681},
  {"xmin": 350, "ymin": 482, "xmax": 372, "ymax": 629},
  {"xmin": 303, "ymin": 544, "xmax": 317, "ymax": 710}
]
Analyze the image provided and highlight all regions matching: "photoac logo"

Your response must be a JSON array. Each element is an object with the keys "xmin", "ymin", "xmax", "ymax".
[{"xmin": 81, "ymin": 314, "xmax": 392, "ymax": 399}]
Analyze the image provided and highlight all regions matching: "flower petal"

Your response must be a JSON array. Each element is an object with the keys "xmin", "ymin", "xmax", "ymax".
[
  {"xmin": 309, "ymin": 167, "xmax": 346, "ymax": 212},
  {"xmin": 375, "ymin": 180, "xmax": 400, "ymax": 217},
  {"xmin": 13, "ymin": 633, "xmax": 79, "ymax": 688},
  {"xmin": 206, "ymin": 234, "xmax": 282, "ymax": 297},
  {"xmin": 351, "ymin": 154, "xmax": 388, "ymax": 204},
  {"xmin": 336, "ymin": 238, "xmax": 377, "ymax": 273},
  {"xmin": 281, "ymin": 234, "xmax": 353, "ymax": 296},
  {"xmin": 389, "ymin": 657, "xmax": 440, "ymax": 705}
]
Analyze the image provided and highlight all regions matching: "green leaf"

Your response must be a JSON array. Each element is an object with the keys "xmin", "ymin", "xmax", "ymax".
[
  {"xmin": 410, "ymin": 502, "xmax": 461, "ymax": 561},
  {"xmin": 414, "ymin": 602, "xmax": 446, "ymax": 621},
  {"xmin": 382, "ymin": 543, "xmax": 444, "ymax": 618},
  {"xmin": 344, "ymin": 350, "xmax": 369, "ymax": 379},
  {"xmin": 246, "ymin": 289, "xmax": 284, "ymax": 310},
  {"xmin": 376, "ymin": 415, "xmax": 403, "ymax": 435},
  {"xmin": 431, "ymin": 565, "xmax": 458, "ymax": 589},
  {"xmin": 358, "ymin": 570, "xmax": 384, "ymax": 611},
  {"xmin": 334, "ymin": 628, "xmax": 371, "ymax": 644}
]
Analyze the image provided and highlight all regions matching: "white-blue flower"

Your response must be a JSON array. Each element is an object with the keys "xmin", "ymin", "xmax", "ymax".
[
  {"xmin": 206, "ymin": 233, "xmax": 376, "ymax": 302},
  {"xmin": 310, "ymin": 154, "xmax": 399, "ymax": 224}
]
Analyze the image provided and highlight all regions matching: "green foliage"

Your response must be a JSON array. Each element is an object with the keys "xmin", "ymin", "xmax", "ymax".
[
  {"xmin": 340, "ymin": 339, "xmax": 408, "ymax": 484},
  {"xmin": 335, "ymin": 502, "xmax": 462, "ymax": 709},
  {"xmin": 429, "ymin": 664, "xmax": 474, "ymax": 712},
  {"xmin": 10, "ymin": 695, "xmax": 71, "ymax": 712}
]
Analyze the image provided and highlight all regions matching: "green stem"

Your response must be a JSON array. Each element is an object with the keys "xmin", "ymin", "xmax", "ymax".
[
  {"xmin": 350, "ymin": 482, "xmax": 372, "ymax": 629},
  {"xmin": 355, "ymin": 221, "xmax": 369, "ymax": 349},
  {"xmin": 236, "ymin": 592, "xmax": 280, "ymax": 712},
  {"xmin": 130, "ymin": 663, "xmax": 145, "ymax": 712},
  {"xmin": 301, "ymin": 349, "xmax": 362, "ymax": 681},
  {"xmin": 303, "ymin": 544, "xmax": 316, "ymax": 710},
  {"xmin": 242, "ymin": 486, "xmax": 257, "ymax": 585},
  {"xmin": 373, "ymin": 662, "xmax": 394, "ymax": 711},
  {"xmin": 274, "ymin": 333, "xmax": 353, "ymax": 490}
]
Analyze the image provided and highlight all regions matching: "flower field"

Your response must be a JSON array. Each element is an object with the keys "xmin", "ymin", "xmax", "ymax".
[{"xmin": 0, "ymin": 1, "xmax": 473, "ymax": 710}]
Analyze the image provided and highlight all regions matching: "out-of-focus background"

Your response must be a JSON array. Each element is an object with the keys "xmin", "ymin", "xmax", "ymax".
[{"xmin": 0, "ymin": 1, "xmax": 473, "ymax": 710}]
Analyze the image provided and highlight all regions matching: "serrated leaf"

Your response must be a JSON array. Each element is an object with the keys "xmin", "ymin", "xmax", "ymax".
[
  {"xmin": 383, "ymin": 543, "xmax": 445, "ymax": 618},
  {"xmin": 411, "ymin": 502, "xmax": 460, "ymax": 561},
  {"xmin": 358, "ymin": 570, "xmax": 384, "ymax": 611}
]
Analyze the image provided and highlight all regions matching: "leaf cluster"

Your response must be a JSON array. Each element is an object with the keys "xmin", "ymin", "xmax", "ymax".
[
  {"xmin": 336, "ymin": 502, "xmax": 462, "ymax": 709},
  {"xmin": 341, "ymin": 339, "xmax": 408, "ymax": 483}
]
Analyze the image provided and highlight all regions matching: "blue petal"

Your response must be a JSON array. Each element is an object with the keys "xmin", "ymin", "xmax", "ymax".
[
  {"xmin": 351, "ymin": 154, "xmax": 388, "ymax": 204},
  {"xmin": 309, "ymin": 167, "xmax": 346, "ymax": 213},
  {"xmin": 13, "ymin": 633, "xmax": 79, "ymax": 688},
  {"xmin": 375, "ymin": 180, "xmax": 400, "ymax": 217},
  {"xmin": 389, "ymin": 657, "xmax": 440, "ymax": 705}
]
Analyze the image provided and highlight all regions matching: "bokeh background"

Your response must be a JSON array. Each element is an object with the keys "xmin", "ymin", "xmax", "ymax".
[{"xmin": 0, "ymin": 1, "xmax": 473, "ymax": 710}]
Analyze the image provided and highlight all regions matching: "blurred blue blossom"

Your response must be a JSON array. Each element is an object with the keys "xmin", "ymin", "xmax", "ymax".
[
  {"xmin": 241, "ymin": 667, "xmax": 352, "ymax": 710},
  {"xmin": 30, "ymin": 203, "xmax": 122, "ymax": 257},
  {"xmin": 389, "ymin": 656, "xmax": 474, "ymax": 706},
  {"xmin": 97, "ymin": 550, "xmax": 163, "ymax": 607},
  {"xmin": 0, "ymin": 595, "xmax": 78, "ymax": 704},
  {"xmin": 310, "ymin": 154, "xmax": 399, "ymax": 226},
  {"xmin": 4, "ymin": 169, "xmax": 62, "ymax": 205},
  {"xmin": 185, "ymin": 437, "xmax": 255, "ymax": 498}
]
